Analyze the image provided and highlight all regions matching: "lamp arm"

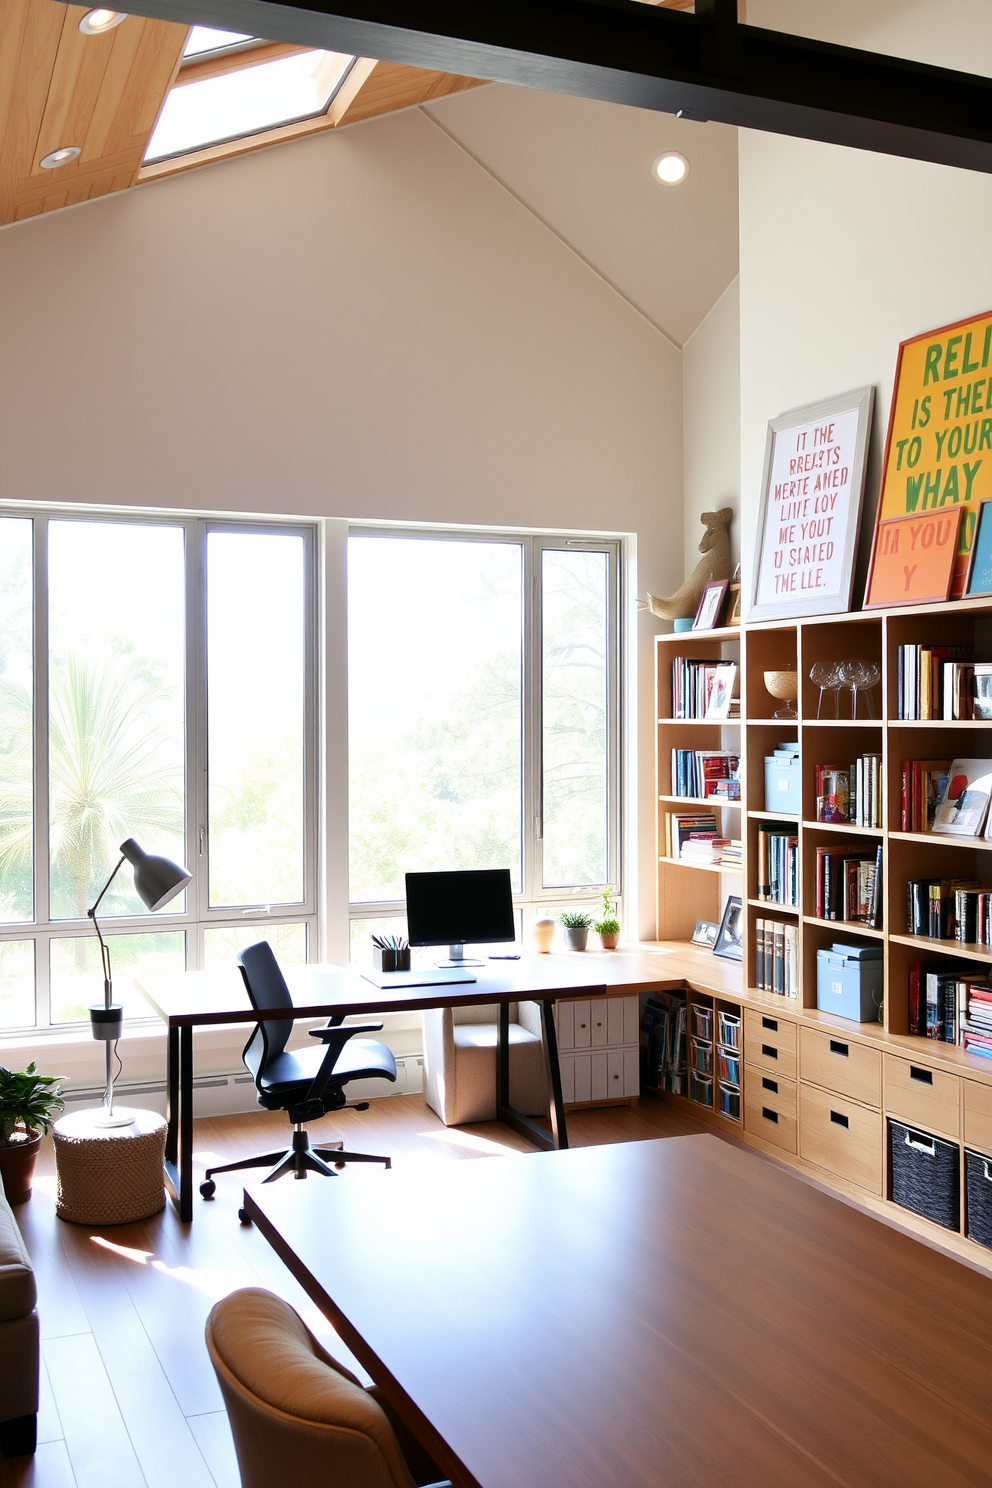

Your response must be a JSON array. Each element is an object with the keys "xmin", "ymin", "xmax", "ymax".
[{"xmin": 88, "ymin": 855, "xmax": 125, "ymax": 1011}]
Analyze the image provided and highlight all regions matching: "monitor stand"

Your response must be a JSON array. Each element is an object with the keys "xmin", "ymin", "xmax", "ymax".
[{"xmin": 437, "ymin": 944, "xmax": 486, "ymax": 969}]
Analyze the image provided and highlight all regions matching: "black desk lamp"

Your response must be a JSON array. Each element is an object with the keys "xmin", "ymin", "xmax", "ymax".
[{"xmin": 87, "ymin": 837, "xmax": 192, "ymax": 1128}]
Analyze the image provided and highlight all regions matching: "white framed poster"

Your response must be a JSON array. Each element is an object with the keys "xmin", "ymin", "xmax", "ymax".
[{"xmin": 747, "ymin": 386, "xmax": 874, "ymax": 622}]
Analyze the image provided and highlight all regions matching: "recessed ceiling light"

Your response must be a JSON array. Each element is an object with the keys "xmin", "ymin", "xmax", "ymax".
[
  {"xmin": 79, "ymin": 9, "xmax": 128, "ymax": 35},
  {"xmin": 652, "ymin": 152, "xmax": 690, "ymax": 186},
  {"xmin": 39, "ymin": 146, "xmax": 81, "ymax": 169}
]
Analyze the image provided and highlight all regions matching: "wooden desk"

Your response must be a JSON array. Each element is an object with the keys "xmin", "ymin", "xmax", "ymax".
[
  {"xmin": 137, "ymin": 948, "xmax": 696, "ymax": 1220},
  {"xmin": 245, "ymin": 1133, "xmax": 992, "ymax": 1488}
]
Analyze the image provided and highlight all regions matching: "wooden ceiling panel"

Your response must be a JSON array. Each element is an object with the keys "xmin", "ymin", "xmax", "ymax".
[{"xmin": 334, "ymin": 61, "xmax": 485, "ymax": 128}]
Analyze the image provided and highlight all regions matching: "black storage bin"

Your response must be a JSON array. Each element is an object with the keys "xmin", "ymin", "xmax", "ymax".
[
  {"xmin": 889, "ymin": 1120, "xmax": 960, "ymax": 1231},
  {"xmin": 965, "ymin": 1150, "xmax": 992, "ymax": 1250}
]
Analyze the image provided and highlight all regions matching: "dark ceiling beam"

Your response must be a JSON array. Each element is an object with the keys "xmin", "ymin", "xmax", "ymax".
[{"xmin": 115, "ymin": 0, "xmax": 992, "ymax": 173}]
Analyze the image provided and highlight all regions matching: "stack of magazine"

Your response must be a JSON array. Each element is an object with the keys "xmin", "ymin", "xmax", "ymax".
[{"xmin": 639, "ymin": 991, "xmax": 687, "ymax": 1093}]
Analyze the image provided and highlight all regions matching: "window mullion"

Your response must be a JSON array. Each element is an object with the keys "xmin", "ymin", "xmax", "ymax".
[
  {"xmin": 34, "ymin": 517, "xmax": 51, "ymax": 1024},
  {"xmin": 188, "ymin": 519, "xmax": 208, "ymax": 959},
  {"xmin": 522, "ymin": 536, "xmax": 542, "ymax": 906}
]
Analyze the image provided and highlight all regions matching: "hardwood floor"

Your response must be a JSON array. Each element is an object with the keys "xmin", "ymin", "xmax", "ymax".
[{"xmin": 0, "ymin": 1093, "xmax": 714, "ymax": 1488}]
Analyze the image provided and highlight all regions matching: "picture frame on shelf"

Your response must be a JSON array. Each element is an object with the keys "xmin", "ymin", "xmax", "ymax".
[
  {"xmin": 703, "ymin": 661, "xmax": 738, "ymax": 721},
  {"xmin": 712, "ymin": 895, "xmax": 743, "ymax": 961},
  {"xmin": 692, "ymin": 579, "xmax": 729, "ymax": 631},
  {"xmin": 966, "ymin": 499, "xmax": 992, "ymax": 596},
  {"xmin": 747, "ymin": 385, "xmax": 874, "ymax": 623},
  {"xmin": 726, "ymin": 583, "xmax": 742, "ymax": 626},
  {"xmin": 691, "ymin": 919, "xmax": 719, "ymax": 948},
  {"xmin": 865, "ymin": 507, "xmax": 962, "ymax": 608}
]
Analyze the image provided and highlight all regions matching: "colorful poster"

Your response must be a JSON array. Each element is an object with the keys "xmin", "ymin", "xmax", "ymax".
[
  {"xmin": 869, "ymin": 310, "xmax": 992, "ymax": 600},
  {"xmin": 865, "ymin": 508, "xmax": 961, "ymax": 608}
]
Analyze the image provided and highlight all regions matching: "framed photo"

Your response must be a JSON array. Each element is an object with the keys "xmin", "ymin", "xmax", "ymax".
[
  {"xmin": 713, "ymin": 894, "xmax": 743, "ymax": 961},
  {"xmin": 865, "ymin": 311, "xmax": 992, "ymax": 602},
  {"xmin": 692, "ymin": 579, "xmax": 729, "ymax": 631},
  {"xmin": 726, "ymin": 584, "xmax": 742, "ymax": 627},
  {"xmin": 691, "ymin": 919, "xmax": 719, "ymax": 948},
  {"xmin": 864, "ymin": 507, "xmax": 961, "ymax": 608},
  {"xmin": 748, "ymin": 385, "xmax": 874, "ymax": 622},
  {"xmin": 704, "ymin": 661, "xmax": 738, "ymax": 721},
  {"xmin": 966, "ymin": 500, "xmax": 992, "ymax": 596}
]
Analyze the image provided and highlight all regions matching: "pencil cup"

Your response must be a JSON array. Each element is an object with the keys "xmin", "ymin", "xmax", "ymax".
[{"xmin": 373, "ymin": 946, "xmax": 410, "ymax": 972}]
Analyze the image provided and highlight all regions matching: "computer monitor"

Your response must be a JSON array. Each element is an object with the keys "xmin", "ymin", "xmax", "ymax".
[{"xmin": 405, "ymin": 868, "xmax": 516, "ymax": 966}]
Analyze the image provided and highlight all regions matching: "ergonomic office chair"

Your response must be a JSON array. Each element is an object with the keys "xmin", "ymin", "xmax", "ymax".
[{"xmin": 199, "ymin": 942, "xmax": 396, "ymax": 1211}]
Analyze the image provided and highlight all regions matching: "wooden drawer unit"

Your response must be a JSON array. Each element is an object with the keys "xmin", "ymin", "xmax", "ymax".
[
  {"xmin": 744, "ymin": 1009, "xmax": 797, "ymax": 1078},
  {"xmin": 744, "ymin": 1067, "xmax": 797, "ymax": 1154},
  {"xmin": 884, "ymin": 1056, "xmax": 960, "ymax": 1140},
  {"xmin": 799, "ymin": 1083, "xmax": 883, "ymax": 1195},
  {"xmin": 800, "ymin": 1027, "xmax": 881, "ymax": 1108},
  {"xmin": 964, "ymin": 1079, "xmax": 992, "ymax": 1154}
]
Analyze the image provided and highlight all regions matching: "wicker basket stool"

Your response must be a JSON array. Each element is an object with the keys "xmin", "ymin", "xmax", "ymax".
[{"xmin": 53, "ymin": 1109, "xmax": 167, "ymax": 1225}]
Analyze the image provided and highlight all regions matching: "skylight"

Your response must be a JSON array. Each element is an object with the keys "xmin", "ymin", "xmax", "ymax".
[
  {"xmin": 183, "ymin": 26, "xmax": 256, "ymax": 59},
  {"xmin": 145, "ymin": 50, "xmax": 355, "ymax": 162}
]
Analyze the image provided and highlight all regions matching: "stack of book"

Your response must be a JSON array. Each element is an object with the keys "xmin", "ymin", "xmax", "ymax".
[
  {"xmin": 670, "ymin": 748, "xmax": 740, "ymax": 799},
  {"xmin": 896, "ymin": 644, "xmax": 972, "ymax": 718},
  {"xmin": 816, "ymin": 844, "xmax": 882, "ymax": 926},
  {"xmin": 681, "ymin": 836, "xmax": 731, "ymax": 865},
  {"xmin": 908, "ymin": 962, "xmax": 992, "ymax": 1045},
  {"xmin": 898, "ymin": 759, "xmax": 950, "ymax": 832},
  {"xmin": 720, "ymin": 839, "xmax": 743, "ymax": 870},
  {"xmin": 671, "ymin": 658, "xmax": 739, "ymax": 719},
  {"xmin": 906, "ymin": 878, "xmax": 992, "ymax": 943},
  {"xmin": 754, "ymin": 918, "xmax": 799, "ymax": 997},
  {"xmin": 664, "ymin": 810, "xmax": 718, "ymax": 860},
  {"xmin": 757, "ymin": 824, "xmax": 799, "ymax": 906}
]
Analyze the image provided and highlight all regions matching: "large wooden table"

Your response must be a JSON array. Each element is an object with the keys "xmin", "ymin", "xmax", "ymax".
[
  {"xmin": 136, "ymin": 946, "xmax": 715, "ymax": 1220},
  {"xmin": 245, "ymin": 1132, "xmax": 992, "ymax": 1488}
]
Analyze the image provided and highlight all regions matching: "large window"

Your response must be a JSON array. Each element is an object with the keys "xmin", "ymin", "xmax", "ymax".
[
  {"xmin": 0, "ymin": 514, "xmax": 316, "ymax": 1032},
  {"xmin": 347, "ymin": 531, "xmax": 620, "ymax": 949}
]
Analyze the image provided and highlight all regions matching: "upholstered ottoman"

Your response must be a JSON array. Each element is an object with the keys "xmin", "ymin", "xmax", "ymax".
[
  {"xmin": 53, "ymin": 1108, "xmax": 167, "ymax": 1225},
  {"xmin": 0, "ymin": 1184, "xmax": 39, "ymax": 1457}
]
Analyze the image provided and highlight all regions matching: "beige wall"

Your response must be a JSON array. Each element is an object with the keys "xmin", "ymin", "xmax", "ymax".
[
  {"xmin": 0, "ymin": 96, "xmax": 684, "ymax": 1092},
  {"xmin": 682, "ymin": 276, "xmax": 741, "ymax": 579}
]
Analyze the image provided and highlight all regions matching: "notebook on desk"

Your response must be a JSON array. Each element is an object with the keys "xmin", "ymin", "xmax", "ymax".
[{"xmin": 359, "ymin": 966, "xmax": 478, "ymax": 989}]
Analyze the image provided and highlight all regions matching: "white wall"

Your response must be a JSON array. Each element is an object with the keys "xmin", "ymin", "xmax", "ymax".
[
  {"xmin": 682, "ymin": 277, "xmax": 741, "ymax": 578},
  {"xmin": 0, "ymin": 96, "xmax": 685, "ymax": 1093},
  {"xmin": 738, "ymin": 1, "xmax": 992, "ymax": 595}
]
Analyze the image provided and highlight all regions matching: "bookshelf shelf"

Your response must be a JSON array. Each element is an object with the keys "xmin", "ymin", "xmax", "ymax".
[
  {"xmin": 655, "ymin": 598, "xmax": 992, "ymax": 1259},
  {"xmin": 659, "ymin": 794, "xmax": 741, "ymax": 808}
]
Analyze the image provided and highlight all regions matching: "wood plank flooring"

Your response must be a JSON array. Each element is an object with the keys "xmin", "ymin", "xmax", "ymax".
[{"xmin": 1, "ymin": 1093, "xmax": 713, "ymax": 1488}]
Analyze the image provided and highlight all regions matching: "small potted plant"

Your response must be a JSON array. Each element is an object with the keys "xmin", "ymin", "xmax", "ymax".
[
  {"xmin": 594, "ymin": 887, "xmax": 621, "ymax": 950},
  {"xmin": 558, "ymin": 910, "xmax": 593, "ymax": 951},
  {"xmin": 0, "ymin": 1062, "xmax": 65, "ymax": 1205}
]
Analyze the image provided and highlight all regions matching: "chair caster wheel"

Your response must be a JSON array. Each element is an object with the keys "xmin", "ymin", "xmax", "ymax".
[
  {"xmin": 238, "ymin": 1207, "xmax": 252, "ymax": 1225},
  {"xmin": 199, "ymin": 1180, "xmax": 216, "ymax": 1199},
  {"xmin": 335, "ymin": 1161, "xmax": 346, "ymax": 1169}
]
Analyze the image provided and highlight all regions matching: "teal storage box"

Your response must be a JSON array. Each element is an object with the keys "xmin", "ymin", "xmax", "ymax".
[
  {"xmin": 816, "ymin": 942, "xmax": 883, "ymax": 1022},
  {"xmin": 764, "ymin": 746, "xmax": 800, "ymax": 814}
]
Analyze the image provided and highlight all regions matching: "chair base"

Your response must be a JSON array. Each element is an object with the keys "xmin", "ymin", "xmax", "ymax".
[
  {"xmin": 200, "ymin": 1124, "xmax": 390, "ymax": 1198},
  {"xmin": 0, "ymin": 1413, "xmax": 37, "ymax": 1458}
]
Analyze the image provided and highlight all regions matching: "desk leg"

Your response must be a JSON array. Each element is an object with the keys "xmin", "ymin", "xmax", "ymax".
[
  {"xmin": 495, "ymin": 1000, "xmax": 569, "ymax": 1152},
  {"xmin": 165, "ymin": 1025, "xmax": 194, "ymax": 1222}
]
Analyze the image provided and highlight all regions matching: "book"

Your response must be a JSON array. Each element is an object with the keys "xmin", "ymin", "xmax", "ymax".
[
  {"xmin": 815, "ymin": 765, "xmax": 850, "ymax": 824},
  {"xmin": 932, "ymin": 759, "xmax": 992, "ymax": 837},
  {"xmin": 898, "ymin": 759, "xmax": 951, "ymax": 833}
]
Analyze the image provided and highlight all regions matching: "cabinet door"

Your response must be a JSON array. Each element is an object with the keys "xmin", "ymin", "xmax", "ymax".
[
  {"xmin": 592, "ymin": 1000, "xmax": 609, "ymax": 1047},
  {"xmin": 558, "ymin": 1054, "xmax": 576, "ymax": 1104},
  {"xmin": 623, "ymin": 1045, "xmax": 640, "ymax": 1096},
  {"xmin": 590, "ymin": 1052, "xmax": 609, "ymax": 1102},
  {"xmin": 606, "ymin": 997, "xmax": 626, "ymax": 1046},
  {"xmin": 571, "ymin": 1001, "xmax": 592, "ymax": 1048},
  {"xmin": 555, "ymin": 1001, "xmax": 574, "ymax": 1051},
  {"xmin": 571, "ymin": 1053, "xmax": 591, "ymax": 1104}
]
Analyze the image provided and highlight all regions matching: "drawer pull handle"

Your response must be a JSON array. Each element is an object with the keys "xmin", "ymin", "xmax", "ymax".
[
  {"xmin": 830, "ymin": 1110, "xmax": 849, "ymax": 1129},
  {"xmin": 905, "ymin": 1130, "xmax": 936, "ymax": 1155},
  {"xmin": 761, "ymin": 1044, "xmax": 778, "ymax": 1059},
  {"xmin": 829, "ymin": 1040, "xmax": 849, "ymax": 1057},
  {"xmin": 762, "ymin": 1107, "xmax": 779, "ymax": 1124},
  {"xmin": 761, "ymin": 1077, "xmax": 778, "ymax": 1093},
  {"xmin": 613, "ymin": 1073, "xmax": 619, "ymax": 1080},
  {"xmin": 909, "ymin": 1066, "xmax": 933, "ymax": 1085},
  {"xmin": 762, "ymin": 1016, "xmax": 778, "ymax": 1031}
]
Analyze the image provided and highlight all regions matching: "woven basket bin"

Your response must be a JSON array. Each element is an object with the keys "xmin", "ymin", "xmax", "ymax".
[
  {"xmin": 889, "ymin": 1120, "xmax": 960, "ymax": 1232},
  {"xmin": 53, "ymin": 1109, "xmax": 167, "ymax": 1225},
  {"xmin": 965, "ymin": 1149, "xmax": 992, "ymax": 1250}
]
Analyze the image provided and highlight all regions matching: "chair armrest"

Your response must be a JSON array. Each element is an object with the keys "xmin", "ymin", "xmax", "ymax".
[{"xmin": 308, "ymin": 1023, "xmax": 383, "ymax": 1038}]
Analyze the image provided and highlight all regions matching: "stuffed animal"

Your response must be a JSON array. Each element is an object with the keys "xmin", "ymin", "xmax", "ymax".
[{"xmin": 638, "ymin": 507, "xmax": 733, "ymax": 621}]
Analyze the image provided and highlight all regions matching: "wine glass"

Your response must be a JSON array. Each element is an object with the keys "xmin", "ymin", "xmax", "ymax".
[
  {"xmin": 848, "ymin": 659, "xmax": 881, "ymax": 718},
  {"xmin": 810, "ymin": 661, "xmax": 843, "ymax": 718}
]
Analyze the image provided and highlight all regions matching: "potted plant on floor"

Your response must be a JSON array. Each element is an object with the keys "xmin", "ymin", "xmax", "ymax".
[
  {"xmin": 558, "ymin": 910, "xmax": 593, "ymax": 951},
  {"xmin": 0, "ymin": 1062, "xmax": 65, "ymax": 1204},
  {"xmin": 594, "ymin": 887, "xmax": 621, "ymax": 950}
]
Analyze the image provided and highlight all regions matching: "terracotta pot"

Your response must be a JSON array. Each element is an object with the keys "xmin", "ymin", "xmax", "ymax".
[
  {"xmin": 0, "ymin": 1132, "xmax": 43, "ymax": 1204},
  {"xmin": 531, "ymin": 917, "xmax": 556, "ymax": 954},
  {"xmin": 599, "ymin": 930, "xmax": 620, "ymax": 950},
  {"xmin": 563, "ymin": 926, "xmax": 590, "ymax": 951}
]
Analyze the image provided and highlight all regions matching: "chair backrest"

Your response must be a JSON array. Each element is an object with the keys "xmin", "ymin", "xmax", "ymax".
[
  {"xmin": 237, "ymin": 941, "xmax": 294, "ymax": 1077},
  {"xmin": 205, "ymin": 1288, "xmax": 417, "ymax": 1488}
]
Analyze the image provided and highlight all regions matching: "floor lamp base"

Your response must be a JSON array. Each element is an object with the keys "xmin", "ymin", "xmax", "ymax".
[{"xmin": 75, "ymin": 1106, "xmax": 137, "ymax": 1129}]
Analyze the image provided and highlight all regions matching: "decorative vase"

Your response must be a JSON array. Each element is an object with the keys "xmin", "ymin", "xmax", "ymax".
[
  {"xmin": 563, "ymin": 926, "xmax": 589, "ymax": 951},
  {"xmin": 599, "ymin": 930, "xmax": 620, "ymax": 950},
  {"xmin": 0, "ymin": 1132, "xmax": 42, "ymax": 1204},
  {"xmin": 763, "ymin": 669, "xmax": 798, "ymax": 719},
  {"xmin": 531, "ymin": 917, "xmax": 556, "ymax": 953}
]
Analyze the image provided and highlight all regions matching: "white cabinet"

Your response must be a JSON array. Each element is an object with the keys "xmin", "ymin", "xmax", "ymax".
[{"xmin": 555, "ymin": 994, "xmax": 640, "ymax": 1107}]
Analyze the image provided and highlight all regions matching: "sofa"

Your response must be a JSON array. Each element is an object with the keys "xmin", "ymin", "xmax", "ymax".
[{"xmin": 0, "ymin": 1183, "xmax": 39, "ymax": 1457}]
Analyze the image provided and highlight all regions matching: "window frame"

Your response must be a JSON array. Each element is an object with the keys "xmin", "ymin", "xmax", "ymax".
[
  {"xmin": 346, "ymin": 525, "xmax": 623, "ymax": 935},
  {"xmin": 0, "ymin": 507, "xmax": 320, "ymax": 1035}
]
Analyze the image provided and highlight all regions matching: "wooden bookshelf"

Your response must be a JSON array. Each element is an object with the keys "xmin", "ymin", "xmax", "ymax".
[{"xmin": 654, "ymin": 599, "xmax": 992, "ymax": 1261}]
